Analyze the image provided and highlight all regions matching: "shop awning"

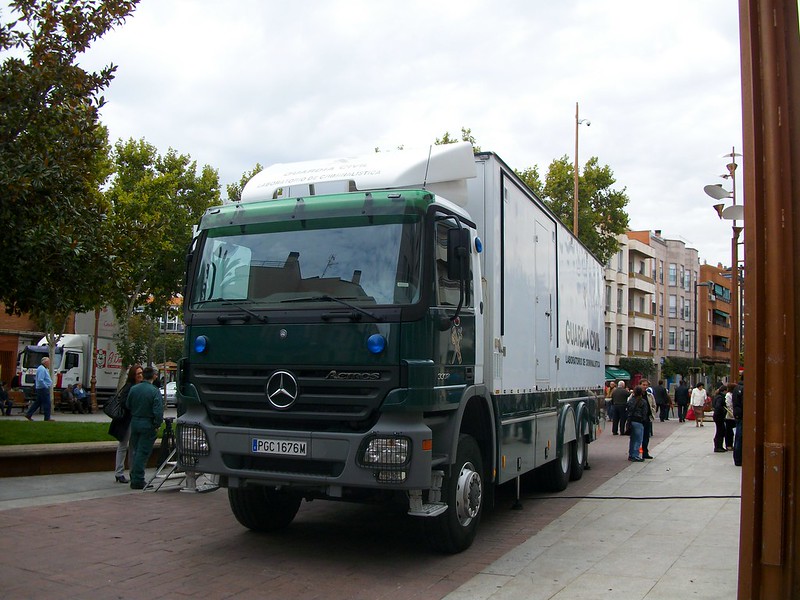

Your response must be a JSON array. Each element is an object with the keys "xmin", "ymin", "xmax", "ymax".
[{"xmin": 605, "ymin": 367, "xmax": 631, "ymax": 381}]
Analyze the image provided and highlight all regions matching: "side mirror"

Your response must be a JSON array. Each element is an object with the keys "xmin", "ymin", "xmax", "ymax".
[{"xmin": 446, "ymin": 228, "xmax": 470, "ymax": 280}]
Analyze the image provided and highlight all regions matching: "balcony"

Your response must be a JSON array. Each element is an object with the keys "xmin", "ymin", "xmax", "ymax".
[
  {"xmin": 629, "ymin": 310, "xmax": 655, "ymax": 331},
  {"xmin": 628, "ymin": 272, "xmax": 656, "ymax": 294}
]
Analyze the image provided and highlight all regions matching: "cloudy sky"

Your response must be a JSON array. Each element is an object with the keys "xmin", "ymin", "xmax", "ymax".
[{"xmin": 77, "ymin": 0, "xmax": 744, "ymax": 267}]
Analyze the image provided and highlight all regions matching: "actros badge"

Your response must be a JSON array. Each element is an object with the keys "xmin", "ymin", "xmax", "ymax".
[{"xmin": 265, "ymin": 370, "xmax": 298, "ymax": 410}]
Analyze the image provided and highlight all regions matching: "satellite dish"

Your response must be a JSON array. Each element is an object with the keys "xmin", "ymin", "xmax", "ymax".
[
  {"xmin": 703, "ymin": 184, "xmax": 733, "ymax": 200},
  {"xmin": 721, "ymin": 205, "xmax": 744, "ymax": 221}
]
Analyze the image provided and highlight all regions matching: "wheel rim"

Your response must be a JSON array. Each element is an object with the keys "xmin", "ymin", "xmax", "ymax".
[
  {"xmin": 455, "ymin": 461, "xmax": 482, "ymax": 526},
  {"xmin": 560, "ymin": 444, "xmax": 571, "ymax": 474},
  {"xmin": 575, "ymin": 431, "xmax": 586, "ymax": 466}
]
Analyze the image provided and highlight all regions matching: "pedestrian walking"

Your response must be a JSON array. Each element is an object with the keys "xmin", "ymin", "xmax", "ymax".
[
  {"xmin": 626, "ymin": 386, "xmax": 648, "ymax": 461},
  {"xmin": 639, "ymin": 379, "xmax": 656, "ymax": 459},
  {"xmin": 690, "ymin": 382, "xmax": 707, "ymax": 427},
  {"xmin": 25, "ymin": 357, "xmax": 54, "ymax": 421},
  {"xmin": 653, "ymin": 380, "xmax": 671, "ymax": 422},
  {"xmin": 611, "ymin": 381, "xmax": 629, "ymax": 435},
  {"xmin": 126, "ymin": 366, "xmax": 163, "ymax": 490},
  {"xmin": 604, "ymin": 381, "xmax": 616, "ymax": 422},
  {"xmin": 724, "ymin": 382, "xmax": 737, "ymax": 450},
  {"xmin": 732, "ymin": 376, "xmax": 744, "ymax": 466},
  {"xmin": 674, "ymin": 379, "xmax": 690, "ymax": 422},
  {"xmin": 712, "ymin": 384, "xmax": 728, "ymax": 452},
  {"xmin": 109, "ymin": 364, "xmax": 143, "ymax": 484}
]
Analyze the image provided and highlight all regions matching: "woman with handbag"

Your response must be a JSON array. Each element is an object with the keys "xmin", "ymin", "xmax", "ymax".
[
  {"xmin": 690, "ymin": 383, "xmax": 707, "ymax": 428},
  {"xmin": 108, "ymin": 364, "xmax": 143, "ymax": 483}
]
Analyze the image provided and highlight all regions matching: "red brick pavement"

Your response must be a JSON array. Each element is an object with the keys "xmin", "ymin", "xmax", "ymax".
[{"xmin": 0, "ymin": 419, "xmax": 680, "ymax": 599}]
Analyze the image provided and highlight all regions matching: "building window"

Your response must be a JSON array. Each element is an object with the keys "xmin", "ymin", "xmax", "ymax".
[
  {"xmin": 679, "ymin": 265, "xmax": 685, "ymax": 289},
  {"xmin": 616, "ymin": 327, "xmax": 623, "ymax": 353},
  {"xmin": 659, "ymin": 293, "xmax": 664, "ymax": 316},
  {"xmin": 684, "ymin": 299, "xmax": 691, "ymax": 321},
  {"xmin": 605, "ymin": 285, "xmax": 612, "ymax": 312},
  {"xmin": 659, "ymin": 326, "xmax": 664, "ymax": 349},
  {"xmin": 640, "ymin": 333, "xmax": 646, "ymax": 351},
  {"xmin": 684, "ymin": 271, "xmax": 691, "ymax": 289},
  {"xmin": 605, "ymin": 326, "xmax": 610, "ymax": 352},
  {"xmin": 684, "ymin": 330, "xmax": 692, "ymax": 350},
  {"xmin": 680, "ymin": 327, "xmax": 685, "ymax": 350},
  {"xmin": 668, "ymin": 263, "xmax": 677, "ymax": 286},
  {"xmin": 617, "ymin": 251, "xmax": 624, "ymax": 272},
  {"xmin": 668, "ymin": 327, "xmax": 677, "ymax": 350},
  {"xmin": 617, "ymin": 289, "xmax": 624, "ymax": 313},
  {"xmin": 669, "ymin": 295, "xmax": 677, "ymax": 318},
  {"xmin": 651, "ymin": 334, "xmax": 656, "ymax": 350},
  {"xmin": 659, "ymin": 260, "xmax": 664, "ymax": 283}
]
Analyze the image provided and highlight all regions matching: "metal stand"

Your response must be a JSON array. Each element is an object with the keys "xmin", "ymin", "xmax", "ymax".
[{"xmin": 145, "ymin": 417, "xmax": 219, "ymax": 493}]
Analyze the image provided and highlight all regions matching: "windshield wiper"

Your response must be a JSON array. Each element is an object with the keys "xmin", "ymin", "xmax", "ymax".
[
  {"xmin": 281, "ymin": 295, "xmax": 382, "ymax": 321},
  {"xmin": 217, "ymin": 300, "xmax": 268, "ymax": 323}
]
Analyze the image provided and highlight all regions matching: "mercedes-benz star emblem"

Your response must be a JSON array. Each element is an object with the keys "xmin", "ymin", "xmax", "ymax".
[{"xmin": 265, "ymin": 370, "xmax": 298, "ymax": 410}]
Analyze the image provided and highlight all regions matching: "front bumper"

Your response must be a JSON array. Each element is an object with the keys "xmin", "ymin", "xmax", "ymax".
[{"xmin": 176, "ymin": 404, "xmax": 433, "ymax": 493}]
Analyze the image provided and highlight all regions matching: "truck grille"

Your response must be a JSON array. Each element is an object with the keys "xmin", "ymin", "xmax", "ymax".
[{"xmin": 191, "ymin": 365, "xmax": 398, "ymax": 433}]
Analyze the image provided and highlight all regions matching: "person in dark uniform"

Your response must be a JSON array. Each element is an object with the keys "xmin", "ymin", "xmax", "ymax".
[{"xmin": 125, "ymin": 366, "xmax": 163, "ymax": 490}]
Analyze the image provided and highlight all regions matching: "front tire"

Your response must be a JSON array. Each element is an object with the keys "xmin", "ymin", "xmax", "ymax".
[
  {"xmin": 228, "ymin": 486, "xmax": 301, "ymax": 532},
  {"xmin": 425, "ymin": 434, "xmax": 484, "ymax": 554}
]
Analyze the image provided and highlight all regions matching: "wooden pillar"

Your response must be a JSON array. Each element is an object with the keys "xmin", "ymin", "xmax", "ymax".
[{"xmin": 738, "ymin": 0, "xmax": 800, "ymax": 597}]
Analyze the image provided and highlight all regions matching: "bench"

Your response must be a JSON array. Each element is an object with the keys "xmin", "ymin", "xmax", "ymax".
[{"xmin": 7, "ymin": 390, "xmax": 28, "ymax": 414}]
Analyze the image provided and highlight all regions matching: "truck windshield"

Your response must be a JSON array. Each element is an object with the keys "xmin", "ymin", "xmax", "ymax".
[{"xmin": 190, "ymin": 217, "xmax": 423, "ymax": 309}]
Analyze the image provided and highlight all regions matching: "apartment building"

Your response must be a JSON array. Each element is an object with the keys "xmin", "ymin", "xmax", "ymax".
[
  {"xmin": 604, "ymin": 233, "xmax": 656, "ymax": 377},
  {"xmin": 697, "ymin": 263, "xmax": 734, "ymax": 369},
  {"xmin": 619, "ymin": 231, "xmax": 699, "ymax": 382}
]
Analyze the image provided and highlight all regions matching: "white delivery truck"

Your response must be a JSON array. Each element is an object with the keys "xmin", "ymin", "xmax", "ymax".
[
  {"xmin": 17, "ymin": 306, "xmax": 122, "ymax": 404},
  {"xmin": 176, "ymin": 142, "xmax": 605, "ymax": 553}
]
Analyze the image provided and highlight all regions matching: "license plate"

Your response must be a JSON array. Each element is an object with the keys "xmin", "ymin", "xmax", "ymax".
[{"xmin": 251, "ymin": 438, "xmax": 307, "ymax": 456}]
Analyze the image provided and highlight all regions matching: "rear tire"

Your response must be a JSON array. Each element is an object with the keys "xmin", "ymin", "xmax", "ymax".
[
  {"xmin": 570, "ymin": 431, "xmax": 587, "ymax": 481},
  {"xmin": 542, "ymin": 441, "xmax": 572, "ymax": 492},
  {"xmin": 228, "ymin": 486, "xmax": 301, "ymax": 532},
  {"xmin": 425, "ymin": 434, "xmax": 484, "ymax": 554}
]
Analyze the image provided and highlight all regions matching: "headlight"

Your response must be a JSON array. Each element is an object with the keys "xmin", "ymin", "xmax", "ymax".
[
  {"xmin": 359, "ymin": 436, "xmax": 410, "ymax": 466},
  {"xmin": 177, "ymin": 423, "xmax": 210, "ymax": 466}
]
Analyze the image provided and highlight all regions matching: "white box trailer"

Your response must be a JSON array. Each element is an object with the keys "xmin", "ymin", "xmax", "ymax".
[
  {"xmin": 17, "ymin": 307, "xmax": 122, "ymax": 403},
  {"xmin": 178, "ymin": 142, "xmax": 604, "ymax": 553}
]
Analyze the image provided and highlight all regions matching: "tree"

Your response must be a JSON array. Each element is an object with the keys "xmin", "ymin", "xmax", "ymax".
[
  {"xmin": 104, "ymin": 138, "xmax": 220, "ymax": 369},
  {"xmin": 226, "ymin": 163, "xmax": 263, "ymax": 203},
  {"xmin": 517, "ymin": 156, "xmax": 630, "ymax": 264},
  {"xmin": 619, "ymin": 357, "xmax": 656, "ymax": 380},
  {"xmin": 0, "ymin": 1, "xmax": 138, "ymax": 322},
  {"xmin": 0, "ymin": 1, "xmax": 138, "ymax": 385}
]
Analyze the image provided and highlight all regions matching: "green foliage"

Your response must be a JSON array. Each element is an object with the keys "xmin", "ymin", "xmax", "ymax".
[
  {"xmin": 435, "ymin": 127, "xmax": 481, "ymax": 152},
  {"xmin": 663, "ymin": 357, "xmax": 703, "ymax": 379},
  {"xmin": 535, "ymin": 155, "xmax": 630, "ymax": 263},
  {"xmin": 0, "ymin": 1, "xmax": 138, "ymax": 324},
  {"xmin": 226, "ymin": 163, "xmax": 263, "ymax": 203},
  {"xmin": 115, "ymin": 312, "xmax": 156, "ymax": 369},
  {"xmin": 619, "ymin": 357, "xmax": 656, "ymax": 379},
  {"xmin": 516, "ymin": 166, "xmax": 544, "ymax": 196},
  {"xmin": 104, "ymin": 138, "xmax": 220, "ymax": 314},
  {"xmin": 152, "ymin": 332, "xmax": 184, "ymax": 364}
]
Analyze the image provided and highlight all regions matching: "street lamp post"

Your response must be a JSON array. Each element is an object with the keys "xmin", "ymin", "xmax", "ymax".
[
  {"xmin": 703, "ymin": 147, "xmax": 743, "ymax": 384},
  {"xmin": 573, "ymin": 102, "xmax": 590, "ymax": 236}
]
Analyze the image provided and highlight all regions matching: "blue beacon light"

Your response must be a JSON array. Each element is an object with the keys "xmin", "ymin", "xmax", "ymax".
[
  {"xmin": 194, "ymin": 335, "xmax": 209, "ymax": 354},
  {"xmin": 367, "ymin": 334, "xmax": 386, "ymax": 354}
]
